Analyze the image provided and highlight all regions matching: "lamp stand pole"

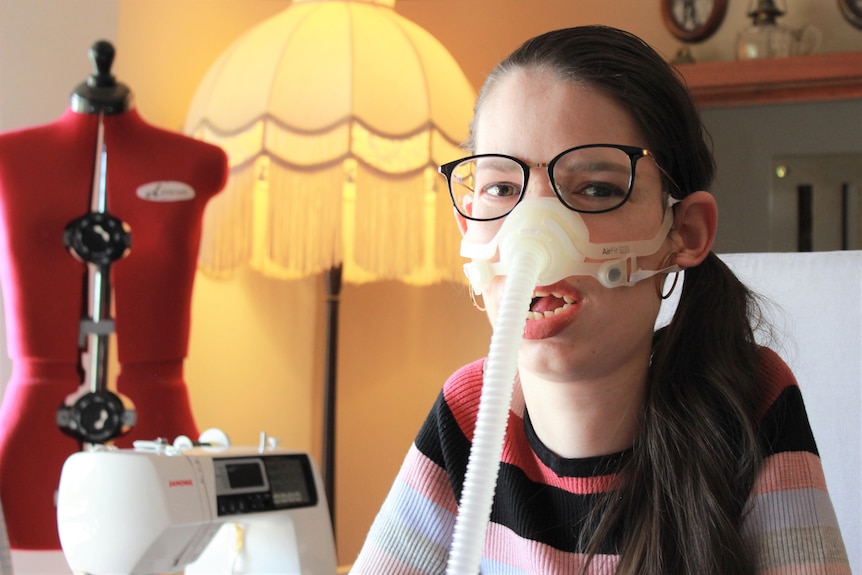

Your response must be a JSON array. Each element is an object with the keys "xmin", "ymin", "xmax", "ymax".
[{"xmin": 322, "ymin": 264, "xmax": 342, "ymax": 531}]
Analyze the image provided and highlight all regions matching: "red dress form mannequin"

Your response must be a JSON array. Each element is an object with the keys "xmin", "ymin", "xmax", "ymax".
[{"xmin": 0, "ymin": 42, "xmax": 227, "ymax": 548}]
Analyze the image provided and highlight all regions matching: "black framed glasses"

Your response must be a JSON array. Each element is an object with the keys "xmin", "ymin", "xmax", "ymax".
[{"xmin": 438, "ymin": 144, "xmax": 670, "ymax": 222}]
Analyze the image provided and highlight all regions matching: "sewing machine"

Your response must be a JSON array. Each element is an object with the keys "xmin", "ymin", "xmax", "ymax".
[{"xmin": 56, "ymin": 442, "xmax": 337, "ymax": 574}]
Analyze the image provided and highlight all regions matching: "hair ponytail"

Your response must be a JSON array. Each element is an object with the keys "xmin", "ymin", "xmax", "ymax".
[
  {"xmin": 629, "ymin": 253, "xmax": 762, "ymax": 574},
  {"xmin": 581, "ymin": 254, "xmax": 763, "ymax": 575}
]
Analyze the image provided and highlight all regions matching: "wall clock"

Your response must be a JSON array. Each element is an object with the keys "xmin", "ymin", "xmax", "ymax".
[
  {"xmin": 661, "ymin": 0, "xmax": 729, "ymax": 43},
  {"xmin": 839, "ymin": 0, "xmax": 862, "ymax": 29}
]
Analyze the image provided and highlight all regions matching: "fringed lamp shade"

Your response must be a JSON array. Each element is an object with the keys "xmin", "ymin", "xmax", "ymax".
[
  {"xmin": 184, "ymin": 0, "xmax": 475, "ymax": 286},
  {"xmin": 183, "ymin": 0, "xmax": 476, "ymax": 528}
]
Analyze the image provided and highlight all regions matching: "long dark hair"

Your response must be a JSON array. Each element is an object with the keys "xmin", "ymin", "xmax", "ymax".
[{"xmin": 472, "ymin": 26, "xmax": 764, "ymax": 574}]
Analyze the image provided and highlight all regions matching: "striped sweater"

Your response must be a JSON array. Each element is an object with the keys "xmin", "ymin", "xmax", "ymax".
[{"xmin": 350, "ymin": 348, "xmax": 849, "ymax": 574}]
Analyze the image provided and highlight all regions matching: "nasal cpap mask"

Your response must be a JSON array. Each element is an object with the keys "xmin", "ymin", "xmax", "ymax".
[{"xmin": 460, "ymin": 196, "xmax": 681, "ymax": 294}]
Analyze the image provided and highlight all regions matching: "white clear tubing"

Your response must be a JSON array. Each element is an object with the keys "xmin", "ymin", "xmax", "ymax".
[{"xmin": 445, "ymin": 241, "xmax": 548, "ymax": 575}]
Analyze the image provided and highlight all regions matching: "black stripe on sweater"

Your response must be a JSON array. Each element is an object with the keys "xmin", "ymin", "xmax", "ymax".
[
  {"xmin": 491, "ymin": 462, "xmax": 622, "ymax": 554},
  {"xmin": 758, "ymin": 384, "xmax": 819, "ymax": 457},
  {"xmin": 414, "ymin": 390, "xmax": 471, "ymax": 497}
]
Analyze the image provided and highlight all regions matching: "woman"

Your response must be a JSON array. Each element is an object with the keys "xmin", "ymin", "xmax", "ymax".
[{"xmin": 350, "ymin": 26, "xmax": 848, "ymax": 574}]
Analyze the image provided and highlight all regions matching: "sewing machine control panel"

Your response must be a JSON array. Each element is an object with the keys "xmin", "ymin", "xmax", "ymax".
[{"xmin": 212, "ymin": 453, "xmax": 318, "ymax": 516}]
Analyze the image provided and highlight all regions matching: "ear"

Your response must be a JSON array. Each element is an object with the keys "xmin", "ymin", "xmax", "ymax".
[
  {"xmin": 671, "ymin": 191, "xmax": 717, "ymax": 268},
  {"xmin": 454, "ymin": 207, "xmax": 469, "ymax": 237}
]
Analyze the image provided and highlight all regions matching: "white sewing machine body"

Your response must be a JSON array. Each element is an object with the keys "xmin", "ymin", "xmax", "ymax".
[{"xmin": 56, "ymin": 444, "xmax": 336, "ymax": 574}]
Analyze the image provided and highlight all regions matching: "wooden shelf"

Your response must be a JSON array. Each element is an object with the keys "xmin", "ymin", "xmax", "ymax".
[{"xmin": 675, "ymin": 51, "xmax": 862, "ymax": 108}]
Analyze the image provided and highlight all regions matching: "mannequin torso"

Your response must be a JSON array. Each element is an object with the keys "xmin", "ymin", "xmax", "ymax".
[{"xmin": 0, "ymin": 107, "xmax": 227, "ymax": 548}]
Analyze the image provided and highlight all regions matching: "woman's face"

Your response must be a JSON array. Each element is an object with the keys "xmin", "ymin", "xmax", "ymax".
[{"xmin": 465, "ymin": 67, "xmax": 676, "ymax": 384}]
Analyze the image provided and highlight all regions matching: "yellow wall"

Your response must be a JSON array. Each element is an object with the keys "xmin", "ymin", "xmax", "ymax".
[{"xmin": 115, "ymin": 0, "xmax": 862, "ymax": 565}]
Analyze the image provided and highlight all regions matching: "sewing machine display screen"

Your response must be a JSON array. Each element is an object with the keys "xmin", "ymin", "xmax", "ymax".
[
  {"xmin": 213, "ymin": 454, "xmax": 317, "ymax": 516},
  {"xmin": 226, "ymin": 460, "xmax": 266, "ymax": 489}
]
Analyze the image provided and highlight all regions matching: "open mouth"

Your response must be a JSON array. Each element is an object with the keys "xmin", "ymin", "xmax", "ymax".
[{"xmin": 527, "ymin": 290, "xmax": 577, "ymax": 320}]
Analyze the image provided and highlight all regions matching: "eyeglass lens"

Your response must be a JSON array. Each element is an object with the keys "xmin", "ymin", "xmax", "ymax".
[{"xmin": 448, "ymin": 146, "xmax": 636, "ymax": 221}]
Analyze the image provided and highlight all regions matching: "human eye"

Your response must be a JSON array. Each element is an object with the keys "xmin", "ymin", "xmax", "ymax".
[
  {"xmin": 473, "ymin": 158, "xmax": 523, "ymax": 200},
  {"xmin": 554, "ymin": 152, "xmax": 632, "ymax": 210},
  {"xmin": 571, "ymin": 181, "xmax": 628, "ymax": 200},
  {"xmin": 555, "ymin": 171, "xmax": 629, "ymax": 205},
  {"xmin": 481, "ymin": 181, "xmax": 521, "ymax": 198}
]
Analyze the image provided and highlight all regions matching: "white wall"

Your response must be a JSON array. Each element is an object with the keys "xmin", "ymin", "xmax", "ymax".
[{"xmin": 0, "ymin": 0, "xmax": 118, "ymax": 131}]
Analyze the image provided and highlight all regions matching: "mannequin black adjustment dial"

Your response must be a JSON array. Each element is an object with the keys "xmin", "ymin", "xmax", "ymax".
[
  {"xmin": 56, "ymin": 390, "xmax": 136, "ymax": 444},
  {"xmin": 63, "ymin": 212, "xmax": 131, "ymax": 266}
]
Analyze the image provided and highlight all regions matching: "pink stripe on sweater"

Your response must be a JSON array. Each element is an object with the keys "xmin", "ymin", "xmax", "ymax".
[
  {"xmin": 399, "ymin": 444, "xmax": 459, "ymax": 514},
  {"xmin": 751, "ymin": 451, "xmax": 828, "ymax": 496},
  {"xmin": 501, "ymin": 413, "xmax": 624, "ymax": 495},
  {"xmin": 484, "ymin": 521, "xmax": 619, "ymax": 574}
]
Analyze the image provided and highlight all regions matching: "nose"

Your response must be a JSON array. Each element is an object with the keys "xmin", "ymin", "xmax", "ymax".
[{"xmin": 525, "ymin": 163, "xmax": 556, "ymax": 199}]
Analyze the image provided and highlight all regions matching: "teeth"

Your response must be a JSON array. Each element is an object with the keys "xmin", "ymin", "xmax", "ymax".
[{"xmin": 526, "ymin": 290, "xmax": 577, "ymax": 320}]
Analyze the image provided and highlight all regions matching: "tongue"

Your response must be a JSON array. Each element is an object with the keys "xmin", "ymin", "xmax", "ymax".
[{"xmin": 530, "ymin": 295, "xmax": 565, "ymax": 314}]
